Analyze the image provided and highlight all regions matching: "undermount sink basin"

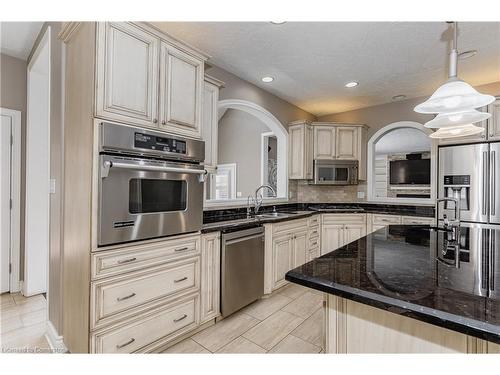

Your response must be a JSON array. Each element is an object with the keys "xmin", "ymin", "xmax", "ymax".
[{"xmin": 256, "ymin": 212, "xmax": 290, "ymax": 218}]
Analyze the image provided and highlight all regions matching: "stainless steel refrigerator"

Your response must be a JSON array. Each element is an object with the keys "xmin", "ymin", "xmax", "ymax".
[{"xmin": 438, "ymin": 142, "xmax": 500, "ymax": 225}]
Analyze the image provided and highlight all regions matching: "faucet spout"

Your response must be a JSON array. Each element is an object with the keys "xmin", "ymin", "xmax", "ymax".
[{"xmin": 254, "ymin": 185, "xmax": 277, "ymax": 214}]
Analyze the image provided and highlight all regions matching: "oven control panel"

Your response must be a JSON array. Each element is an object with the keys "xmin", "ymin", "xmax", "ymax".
[{"xmin": 134, "ymin": 132, "xmax": 187, "ymax": 154}]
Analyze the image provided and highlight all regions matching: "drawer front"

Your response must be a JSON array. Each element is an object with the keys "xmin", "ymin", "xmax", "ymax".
[
  {"xmin": 92, "ymin": 257, "xmax": 200, "ymax": 329},
  {"xmin": 307, "ymin": 247, "xmax": 320, "ymax": 262},
  {"xmin": 92, "ymin": 294, "xmax": 199, "ymax": 353},
  {"xmin": 308, "ymin": 235, "xmax": 320, "ymax": 249},
  {"xmin": 401, "ymin": 216, "xmax": 435, "ymax": 225},
  {"xmin": 308, "ymin": 215, "xmax": 320, "ymax": 227},
  {"xmin": 92, "ymin": 233, "xmax": 200, "ymax": 280},
  {"xmin": 273, "ymin": 218, "xmax": 308, "ymax": 235},
  {"xmin": 322, "ymin": 213, "xmax": 366, "ymax": 224},
  {"xmin": 372, "ymin": 214, "xmax": 401, "ymax": 225}
]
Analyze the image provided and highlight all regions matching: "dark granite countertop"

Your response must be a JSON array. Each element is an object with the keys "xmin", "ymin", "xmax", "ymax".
[
  {"xmin": 285, "ymin": 224, "xmax": 500, "ymax": 344},
  {"xmin": 202, "ymin": 202, "xmax": 435, "ymax": 233}
]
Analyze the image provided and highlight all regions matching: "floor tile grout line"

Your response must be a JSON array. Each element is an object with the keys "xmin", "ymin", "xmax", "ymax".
[
  {"xmin": 215, "ymin": 335, "xmax": 268, "ymax": 354},
  {"xmin": 288, "ymin": 334, "xmax": 323, "ymax": 353}
]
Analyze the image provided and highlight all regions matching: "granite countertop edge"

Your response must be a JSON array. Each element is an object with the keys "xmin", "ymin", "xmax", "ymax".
[{"xmin": 285, "ymin": 270, "xmax": 500, "ymax": 344}]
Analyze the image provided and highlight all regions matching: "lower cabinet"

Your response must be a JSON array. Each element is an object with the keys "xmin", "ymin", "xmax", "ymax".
[
  {"xmin": 321, "ymin": 214, "xmax": 367, "ymax": 255},
  {"xmin": 200, "ymin": 232, "xmax": 221, "ymax": 324},
  {"xmin": 265, "ymin": 216, "xmax": 319, "ymax": 293}
]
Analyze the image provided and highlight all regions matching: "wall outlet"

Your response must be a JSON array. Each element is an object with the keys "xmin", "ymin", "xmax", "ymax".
[{"xmin": 357, "ymin": 191, "xmax": 365, "ymax": 199}]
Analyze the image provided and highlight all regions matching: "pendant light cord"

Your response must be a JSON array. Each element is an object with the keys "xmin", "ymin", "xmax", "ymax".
[{"xmin": 449, "ymin": 21, "xmax": 458, "ymax": 78}]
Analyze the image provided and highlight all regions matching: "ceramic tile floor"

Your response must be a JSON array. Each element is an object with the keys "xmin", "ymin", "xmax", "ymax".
[
  {"xmin": 1, "ymin": 292, "xmax": 52, "ymax": 353},
  {"xmin": 164, "ymin": 283, "xmax": 325, "ymax": 354}
]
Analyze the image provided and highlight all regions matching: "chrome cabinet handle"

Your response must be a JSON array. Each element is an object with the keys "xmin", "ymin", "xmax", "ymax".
[
  {"xmin": 483, "ymin": 151, "xmax": 488, "ymax": 216},
  {"xmin": 173, "ymin": 314, "xmax": 187, "ymax": 323},
  {"xmin": 174, "ymin": 247, "xmax": 189, "ymax": 252},
  {"xmin": 174, "ymin": 276, "xmax": 188, "ymax": 283},
  {"xmin": 153, "ymin": 118, "xmax": 158, "ymax": 124},
  {"xmin": 106, "ymin": 161, "xmax": 205, "ymax": 175},
  {"xmin": 490, "ymin": 235, "xmax": 496, "ymax": 290},
  {"xmin": 492, "ymin": 151, "xmax": 496, "ymax": 216},
  {"xmin": 161, "ymin": 120, "xmax": 166, "ymax": 125},
  {"xmin": 311, "ymin": 242, "xmax": 318, "ymax": 246},
  {"xmin": 117, "ymin": 257, "xmax": 137, "ymax": 265},
  {"xmin": 116, "ymin": 292, "xmax": 136, "ymax": 302},
  {"xmin": 116, "ymin": 338, "xmax": 135, "ymax": 349}
]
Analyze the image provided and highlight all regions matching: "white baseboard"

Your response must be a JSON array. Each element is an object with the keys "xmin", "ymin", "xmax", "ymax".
[{"xmin": 45, "ymin": 321, "xmax": 68, "ymax": 353}]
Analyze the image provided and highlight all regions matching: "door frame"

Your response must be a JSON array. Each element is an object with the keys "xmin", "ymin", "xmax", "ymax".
[{"xmin": 0, "ymin": 108, "xmax": 22, "ymax": 293}]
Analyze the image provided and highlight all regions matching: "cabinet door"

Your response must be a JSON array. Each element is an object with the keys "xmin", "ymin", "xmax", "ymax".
[
  {"xmin": 200, "ymin": 232, "xmax": 220, "ymax": 323},
  {"xmin": 289, "ymin": 125, "xmax": 306, "ymax": 179},
  {"xmin": 321, "ymin": 224, "xmax": 344, "ymax": 255},
  {"xmin": 96, "ymin": 22, "xmax": 159, "ymax": 127},
  {"xmin": 202, "ymin": 80, "xmax": 219, "ymax": 169},
  {"xmin": 305, "ymin": 125, "xmax": 314, "ymax": 179},
  {"xmin": 344, "ymin": 224, "xmax": 366, "ymax": 245},
  {"xmin": 159, "ymin": 42, "xmax": 203, "ymax": 138},
  {"xmin": 336, "ymin": 127, "xmax": 358, "ymax": 160},
  {"xmin": 488, "ymin": 98, "xmax": 500, "ymax": 141},
  {"xmin": 314, "ymin": 126, "xmax": 336, "ymax": 160},
  {"xmin": 293, "ymin": 230, "xmax": 308, "ymax": 268},
  {"xmin": 272, "ymin": 234, "xmax": 293, "ymax": 290}
]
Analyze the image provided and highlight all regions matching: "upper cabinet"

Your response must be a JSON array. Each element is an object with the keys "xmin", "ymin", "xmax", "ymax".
[
  {"xmin": 289, "ymin": 121, "xmax": 314, "ymax": 180},
  {"xmin": 313, "ymin": 125, "xmax": 336, "ymax": 160},
  {"xmin": 202, "ymin": 75, "xmax": 224, "ymax": 171},
  {"xmin": 95, "ymin": 22, "xmax": 207, "ymax": 138},
  {"xmin": 488, "ymin": 98, "xmax": 500, "ymax": 141},
  {"xmin": 159, "ymin": 43, "xmax": 204, "ymax": 138},
  {"xmin": 335, "ymin": 126, "xmax": 358, "ymax": 160},
  {"xmin": 95, "ymin": 22, "xmax": 159, "ymax": 127}
]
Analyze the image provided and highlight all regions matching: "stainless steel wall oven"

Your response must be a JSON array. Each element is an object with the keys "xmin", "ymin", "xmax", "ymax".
[{"xmin": 98, "ymin": 122, "xmax": 205, "ymax": 246}]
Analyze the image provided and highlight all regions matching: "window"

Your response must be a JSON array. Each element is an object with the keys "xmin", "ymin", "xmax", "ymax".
[{"xmin": 213, "ymin": 163, "xmax": 236, "ymax": 200}]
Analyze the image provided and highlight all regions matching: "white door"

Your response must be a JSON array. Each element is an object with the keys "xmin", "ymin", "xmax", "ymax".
[
  {"xmin": 95, "ymin": 22, "xmax": 159, "ymax": 127},
  {"xmin": 321, "ymin": 224, "xmax": 344, "ymax": 255},
  {"xmin": 0, "ymin": 114, "xmax": 11, "ymax": 293},
  {"xmin": 344, "ymin": 224, "xmax": 366, "ymax": 245},
  {"xmin": 159, "ymin": 42, "xmax": 203, "ymax": 138},
  {"xmin": 201, "ymin": 80, "xmax": 219, "ymax": 169},
  {"xmin": 314, "ymin": 126, "xmax": 336, "ymax": 160},
  {"xmin": 272, "ymin": 234, "xmax": 293, "ymax": 290},
  {"xmin": 292, "ymin": 230, "xmax": 308, "ymax": 268},
  {"xmin": 289, "ymin": 125, "xmax": 305, "ymax": 179},
  {"xmin": 336, "ymin": 127, "xmax": 358, "ymax": 159}
]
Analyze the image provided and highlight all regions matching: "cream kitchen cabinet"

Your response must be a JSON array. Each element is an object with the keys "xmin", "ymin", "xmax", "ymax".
[
  {"xmin": 401, "ymin": 216, "xmax": 435, "ymax": 225},
  {"xmin": 95, "ymin": 22, "xmax": 207, "ymax": 137},
  {"xmin": 202, "ymin": 75, "xmax": 224, "ymax": 171},
  {"xmin": 321, "ymin": 214, "xmax": 367, "ymax": 255},
  {"xmin": 159, "ymin": 42, "xmax": 204, "ymax": 138},
  {"xmin": 95, "ymin": 22, "xmax": 159, "ymax": 127},
  {"xmin": 264, "ymin": 217, "xmax": 318, "ymax": 293},
  {"xmin": 312, "ymin": 122, "xmax": 368, "ymax": 180},
  {"xmin": 488, "ymin": 97, "xmax": 500, "ymax": 141},
  {"xmin": 200, "ymin": 232, "xmax": 221, "ymax": 324},
  {"xmin": 288, "ymin": 120, "xmax": 314, "ymax": 179}
]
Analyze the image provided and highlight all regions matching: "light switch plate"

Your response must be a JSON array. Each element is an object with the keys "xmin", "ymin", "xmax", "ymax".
[{"xmin": 357, "ymin": 191, "xmax": 365, "ymax": 199}]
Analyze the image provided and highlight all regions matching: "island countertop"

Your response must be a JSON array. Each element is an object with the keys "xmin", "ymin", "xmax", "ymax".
[{"xmin": 285, "ymin": 224, "xmax": 500, "ymax": 344}]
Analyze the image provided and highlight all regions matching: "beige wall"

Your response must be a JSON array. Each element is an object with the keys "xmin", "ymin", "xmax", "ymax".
[
  {"xmin": 317, "ymin": 81, "xmax": 500, "ymax": 140},
  {"xmin": 206, "ymin": 65, "xmax": 317, "ymax": 126},
  {"xmin": 1, "ymin": 53, "xmax": 27, "ymax": 279}
]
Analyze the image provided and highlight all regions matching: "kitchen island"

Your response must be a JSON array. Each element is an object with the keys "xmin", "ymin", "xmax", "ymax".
[{"xmin": 285, "ymin": 224, "xmax": 500, "ymax": 353}]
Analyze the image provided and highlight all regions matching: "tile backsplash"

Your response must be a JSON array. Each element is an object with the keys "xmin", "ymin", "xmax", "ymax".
[{"xmin": 295, "ymin": 180, "xmax": 367, "ymax": 203}]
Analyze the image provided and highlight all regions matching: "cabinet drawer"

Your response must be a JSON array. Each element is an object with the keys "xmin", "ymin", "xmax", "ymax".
[
  {"xmin": 372, "ymin": 214, "xmax": 401, "ymax": 225},
  {"xmin": 91, "ymin": 256, "xmax": 200, "ymax": 329},
  {"xmin": 92, "ymin": 233, "xmax": 200, "ymax": 280},
  {"xmin": 401, "ymin": 216, "xmax": 435, "ymax": 225},
  {"xmin": 309, "ymin": 236, "xmax": 320, "ymax": 249},
  {"xmin": 272, "ymin": 218, "xmax": 308, "ymax": 235},
  {"xmin": 307, "ymin": 247, "xmax": 320, "ymax": 262},
  {"xmin": 309, "ymin": 226, "xmax": 320, "ymax": 239},
  {"xmin": 308, "ymin": 215, "xmax": 320, "ymax": 227},
  {"xmin": 91, "ymin": 294, "xmax": 199, "ymax": 353},
  {"xmin": 322, "ymin": 213, "xmax": 366, "ymax": 224}
]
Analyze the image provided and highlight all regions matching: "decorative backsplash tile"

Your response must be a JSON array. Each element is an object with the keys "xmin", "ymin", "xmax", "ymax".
[{"xmin": 296, "ymin": 181, "xmax": 367, "ymax": 203}]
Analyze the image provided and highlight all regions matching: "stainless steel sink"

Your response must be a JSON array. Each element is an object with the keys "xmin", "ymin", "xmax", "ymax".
[{"xmin": 256, "ymin": 212, "xmax": 290, "ymax": 218}]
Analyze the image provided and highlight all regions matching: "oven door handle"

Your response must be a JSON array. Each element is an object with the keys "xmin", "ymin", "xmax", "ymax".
[{"xmin": 101, "ymin": 160, "xmax": 206, "ymax": 181}]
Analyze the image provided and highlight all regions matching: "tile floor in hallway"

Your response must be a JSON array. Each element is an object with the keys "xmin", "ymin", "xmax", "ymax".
[
  {"xmin": 0, "ymin": 292, "xmax": 51, "ymax": 353},
  {"xmin": 163, "ymin": 283, "xmax": 326, "ymax": 354}
]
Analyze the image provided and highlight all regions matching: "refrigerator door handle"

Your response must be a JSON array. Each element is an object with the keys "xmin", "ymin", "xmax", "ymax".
[
  {"xmin": 490, "ymin": 233, "xmax": 495, "ymax": 292},
  {"xmin": 491, "ymin": 151, "xmax": 496, "ymax": 216},
  {"xmin": 483, "ymin": 151, "xmax": 488, "ymax": 216}
]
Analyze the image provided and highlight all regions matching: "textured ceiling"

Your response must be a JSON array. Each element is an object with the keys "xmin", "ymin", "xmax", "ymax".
[
  {"xmin": 152, "ymin": 22, "xmax": 500, "ymax": 116},
  {"xmin": 0, "ymin": 22, "xmax": 43, "ymax": 60}
]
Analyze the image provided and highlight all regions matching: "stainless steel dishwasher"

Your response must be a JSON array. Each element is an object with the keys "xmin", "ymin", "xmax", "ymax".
[{"xmin": 221, "ymin": 226, "xmax": 265, "ymax": 317}]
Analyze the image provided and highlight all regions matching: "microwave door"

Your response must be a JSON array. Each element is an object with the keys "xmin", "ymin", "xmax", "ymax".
[{"xmin": 490, "ymin": 143, "xmax": 500, "ymax": 224}]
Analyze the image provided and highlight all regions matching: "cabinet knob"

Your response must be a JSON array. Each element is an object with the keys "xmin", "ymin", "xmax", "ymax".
[
  {"xmin": 153, "ymin": 118, "xmax": 158, "ymax": 124},
  {"xmin": 162, "ymin": 120, "xmax": 166, "ymax": 125}
]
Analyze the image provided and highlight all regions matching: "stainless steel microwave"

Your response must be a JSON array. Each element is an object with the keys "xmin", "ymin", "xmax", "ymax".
[{"xmin": 312, "ymin": 159, "xmax": 358, "ymax": 185}]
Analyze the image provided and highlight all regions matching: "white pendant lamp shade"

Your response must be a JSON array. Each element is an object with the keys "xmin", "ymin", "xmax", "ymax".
[
  {"xmin": 414, "ymin": 79, "xmax": 495, "ymax": 114},
  {"xmin": 429, "ymin": 123, "xmax": 484, "ymax": 139},
  {"xmin": 424, "ymin": 108, "xmax": 491, "ymax": 128}
]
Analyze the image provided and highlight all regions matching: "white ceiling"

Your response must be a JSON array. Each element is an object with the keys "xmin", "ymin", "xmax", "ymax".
[
  {"xmin": 152, "ymin": 22, "xmax": 500, "ymax": 116},
  {"xmin": 375, "ymin": 128, "xmax": 431, "ymax": 155},
  {"xmin": 1, "ymin": 22, "xmax": 43, "ymax": 60}
]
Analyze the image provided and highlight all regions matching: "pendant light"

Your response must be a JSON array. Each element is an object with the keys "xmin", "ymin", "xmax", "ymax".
[
  {"xmin": 429, "ymin": 124, "xmax": 484, "ymax": 139},
  {"xmin": 414, "ymin": 22, "xmax": 495, "ymax": 137}
]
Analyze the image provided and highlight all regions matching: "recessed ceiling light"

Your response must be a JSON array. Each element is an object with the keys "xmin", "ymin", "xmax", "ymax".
[
  {"xmin": 392, "ymin": 94, "xmax": 407, "ymax": 101},
  {"xmin": 270, "ymin": 21, "xmax": 286, "ymax": 25},
  {"xmin": 261, "ymin": 76, "xmax": 274, "ymax": 83},
  {"xmin": 459, "ymin": 50, "xmax": 477, "ymax": 60},
  {"xmin": 345, "ymin": 81, "xmax": 359, "ymax": 88}
]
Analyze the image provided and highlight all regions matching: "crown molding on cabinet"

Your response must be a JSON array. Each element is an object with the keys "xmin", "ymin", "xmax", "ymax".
[{"xmin": 58, "ymin": 22, "xmax": 83, "ymax": 43}]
